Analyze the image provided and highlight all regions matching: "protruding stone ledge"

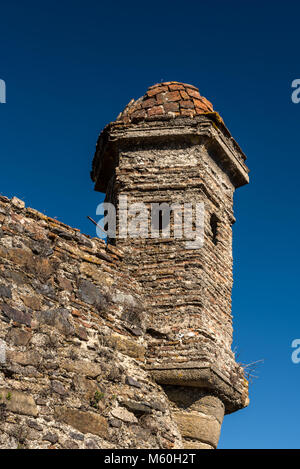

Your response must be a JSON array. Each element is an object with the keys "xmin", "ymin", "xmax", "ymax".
[
  {"xmin": 149, "ymin": 365, "xmax": 249, "ymax": 414},
  {"xmin": 92, "ymin": 117, "xmax": 249, "ymax": 193}
]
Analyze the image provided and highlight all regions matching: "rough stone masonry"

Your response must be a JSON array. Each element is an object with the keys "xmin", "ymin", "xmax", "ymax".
[{"xmin": 0, "ymin": 81, "xmax": 249, "ymax": 449}]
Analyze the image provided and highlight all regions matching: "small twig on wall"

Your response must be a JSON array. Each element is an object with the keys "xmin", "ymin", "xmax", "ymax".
[{"xmin": 241, "ymin": 359, "xmax": 264, "ymax": 384}]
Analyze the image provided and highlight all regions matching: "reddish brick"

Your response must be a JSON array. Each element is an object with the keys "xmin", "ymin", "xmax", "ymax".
[
  {"xmin": 195, "ymin": 106, "xmax": 207, "ymax": 115},
  {"xmin": 180, "ymin": 100, "xmax": 194, "ymax": 109},
  {"xmin": 187, "ymin": 88, "xmax": 201, "ymax": 99},
  {"xmin": 180, "ymin": 90, "xmax": 189, "ymax": 100},
  {"xmin": 147, "ymin": 86, "xmax": 168, "ymax": 97},
  {"xmin": 164, "ymin": 91, "xmax": 181, "ymax": 102},
  {"xmin": 156, "ymin": 93, "xmax": 166, "ymax": 105},
  {"xmin": 193, "ymin": 99, "xmax": 209, "ymax": 111},
  {"xmin": 164, "ymin": 102, "xmax": 179, "ymax": 112},
  {"xmin": 142, "ymin": 98, "xmax": 158, "ymax": 109},
  {"xmin": 72, "ymin": 309, "xmax": 81, "ymax": 317},
  {"xmin": 161, "ymin": 81, "xmax": 179, "ymax": 85},
  {"xmin": 168, "ymin": 83, "xmax": 185, "ymax": 91},
  {"xmin": 79, "ymin": 320, "xmax": 92, "ymax": 329},
  {"xmin": 147, "ymin": 105, "xmax": 164, "ymax": 117},
  {"xmin": 201, "ymin": 96, "xmax": 213, "ymax": 111},
  {"xmin": 193, "ymin": 99, "xmax": 213, "ymax": 112}
]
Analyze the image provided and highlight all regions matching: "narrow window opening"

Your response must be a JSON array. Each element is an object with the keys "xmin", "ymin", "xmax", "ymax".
[
  {"xmin": 210, "ymin": 214, "xmax": 219, "ymax": 245},
  {"xmin": 151, "ymin": 204, "xmax": 170, "ymax": 235},
  {"xmin": 158, "ymin": 211, "xmax": 163, "ymax": 233}
]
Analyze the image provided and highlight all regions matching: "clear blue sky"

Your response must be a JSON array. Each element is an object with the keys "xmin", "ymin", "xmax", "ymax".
[{"xmin": 1, "ymin": 0, "xmax": 300, "ymax": 449}]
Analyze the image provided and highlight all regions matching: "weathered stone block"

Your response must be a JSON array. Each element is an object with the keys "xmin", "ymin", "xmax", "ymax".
[
  {"xmin": 51, "ymin": 380, "xmax": 68, "ymax": 396},
  {"xmin": 37, "ymin": 308, "xmax": 74, "ymax": 336},
  {"xmin": 80, "ymin": 262, "xmax": 114, "ymax": 287},
  {"xmin": 6, "ymin": 328, "xmax": 31, "ymax": 346},
  {"xmin": 106, "ymin": 334, "xmax": 145, "ymax": 359},
  {"xmin": 72, "ymin": 375, "xmax": 101, "ymax": 400},
  {"xmin": 111, "ymin": 406, "xmax": 138, "ymax": 423},
  {"xmin": 11, "ymin": 197, "xmax": 25, "ymax": 209},
  {"xmin": 77, "ymin": 278, "xmax": 107, "ymax": 310},
  {"xmin": 21, "ymin": 295, "xmax": 41, "ymax": 311},
  {"xmin": 123, "ymin": 400, "xmax": 152, "ymax": 415},
  {"xmin": 54, "ymin": 407, "xmax": 108, "ymax": 438},
  {"xmin": 0, "ymin": 285, "xmax": 12, "ymax": 299},
  {"xmin": 196, "ymin": 395, "xmax": 225, "ymax": 424},
  {"xmin": 6, "ymin": 350, "xmax": 40, "ymax": 367},
  {"xmin": 1, "ymin": 303, "xmax": 32, "ymax": 327},
  {"xmin": 0, "ymin": 389, "xmax": 38, "ymax": 417},
  {"xmin": 61, "ymin": 360, "xmax": 102, "ymax": 378},
  {"xmin": 173, "ymin": 412, "xmax": 221, "ymax": 448}
]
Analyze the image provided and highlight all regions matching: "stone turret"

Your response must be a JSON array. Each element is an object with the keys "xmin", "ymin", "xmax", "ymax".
[{"xmin": 92, "ymin": 81, "xmax": 249, "ymax": 448}]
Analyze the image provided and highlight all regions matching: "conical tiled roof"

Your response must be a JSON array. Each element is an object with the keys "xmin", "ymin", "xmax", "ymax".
[{"xmin": 117, "ymin": 81, "xmax": 214, "ymax": 123}]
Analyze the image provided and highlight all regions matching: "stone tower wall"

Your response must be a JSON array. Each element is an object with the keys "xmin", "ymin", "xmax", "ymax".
[
  {"xmin": 113, "ymin": 138, "xmax": 237, "ymax": 382},
  {"xmin": 93, "ymin": 113, "xmax": 249, "ymax": 414}
]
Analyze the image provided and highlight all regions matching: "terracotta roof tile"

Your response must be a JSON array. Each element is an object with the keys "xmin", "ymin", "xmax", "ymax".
[{"xmin": 116, "ymin": 81, "xmax": 213, "ymax": 123}]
